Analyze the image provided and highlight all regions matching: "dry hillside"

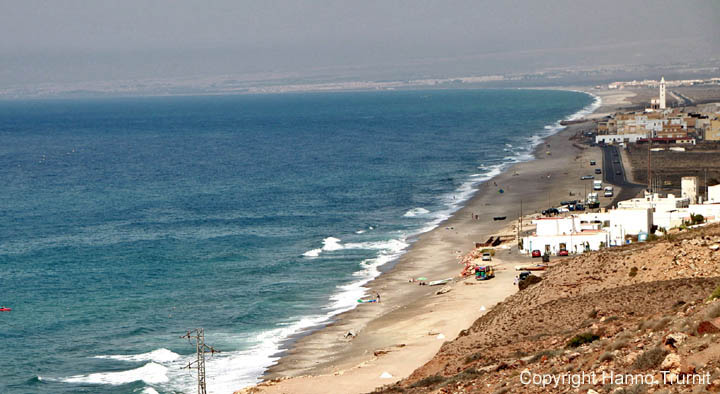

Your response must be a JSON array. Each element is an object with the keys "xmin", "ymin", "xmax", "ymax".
[{"xmin": 375, "ymin": 224, "xmax": 720, "ymax": 393}]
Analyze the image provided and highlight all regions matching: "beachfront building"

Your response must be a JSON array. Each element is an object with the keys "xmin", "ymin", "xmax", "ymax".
[
  {"xmin": 523, "ymin": 216, "xmax": 611, "ymax": 255},
  {"xmin": 577, "ymin": 208, "xmax": 653, "ymax": 236}
]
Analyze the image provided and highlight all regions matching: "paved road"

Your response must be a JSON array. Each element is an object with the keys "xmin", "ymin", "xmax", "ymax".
[{"xmin": 601, "ymin": 145, "xmax": 646, "ymax": 206}]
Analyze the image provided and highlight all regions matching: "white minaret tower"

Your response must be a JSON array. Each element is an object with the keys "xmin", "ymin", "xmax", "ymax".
[{"xmin": 659, "ymin": 76, "xmax": 666, "ymax": 109}]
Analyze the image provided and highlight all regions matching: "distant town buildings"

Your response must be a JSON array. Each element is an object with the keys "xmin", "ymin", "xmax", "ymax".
[{"xmin": 596, "ymin": 77, "xmax": 720, "ymax": 145}]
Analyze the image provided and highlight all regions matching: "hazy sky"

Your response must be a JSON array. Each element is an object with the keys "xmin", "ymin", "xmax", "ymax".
[{"xmin": 1, "ymin": 0, "xmax": 719, "ymax": 87}]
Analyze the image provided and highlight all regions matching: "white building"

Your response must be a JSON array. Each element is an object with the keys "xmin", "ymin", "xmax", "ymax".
[
  {"xmin": 681, "ymin": 176, "xmax": 698, "ymax": 204},
  {"xmin": 577, "ymin": 208, "xmax": 653, "ymax": 236},
  {"xmin": 708, "ymin": 184, "xmax": 720, "ymax": 203},
  {"xmin": 523, "ymin": 230, "xmax": 610, "ymax": 256}
]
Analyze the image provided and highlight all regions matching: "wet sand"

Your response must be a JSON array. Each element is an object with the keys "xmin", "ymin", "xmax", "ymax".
[{"xmin": 236, "ymin": 88, "xmax": 635, "ymax": 394}]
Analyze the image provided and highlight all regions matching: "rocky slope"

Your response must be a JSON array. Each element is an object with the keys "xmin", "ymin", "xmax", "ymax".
[{"xmin": 374, "ymin": 224, "xmax": 720, "ymax": 393}]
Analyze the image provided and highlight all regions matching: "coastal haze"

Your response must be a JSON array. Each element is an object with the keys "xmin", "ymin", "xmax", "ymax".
[
  {"xmin": 1, "ymin": 0, "xmax": 719, "ymax": 96},
  {"xmin": 3, "ymin": 2, "xmax": 720, "ymax": 394}
]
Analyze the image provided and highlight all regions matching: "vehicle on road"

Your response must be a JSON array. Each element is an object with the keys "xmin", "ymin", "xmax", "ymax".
[
  {"xmin": 595, "ymin": 169, "xmax": 602, "ymax": 174},
  {"xmin": 574, "ymin": 203, "xmax": 585, "ymax": 211},
  {"xmin": 475, "ymin": 265, "xmax": 495, "ymax": 280},
  {"xmin": 604, "ymin": 186, "xmax": 614, "ymax": 197},
  {"xmin": 581, "ymin": 175, "xmax": 594, "ymax": 180},
  {"xmin": 481, "ymin": 252, "xmax": 492, "ymax": 261},
  {"xmin": 531, "ymin": 250, "xmax": 541, "ymax": 258},
  {"xmin": 615, "ymin": 169, "xmax": 622, "ymax": 175},
  {"xmin": 593, "ymin": 180, "xmax": 602, "ymax": 190},
  {"xmin": 590, "ymin": 160, "xmax": 596, "ymax": 165},
  {"xmin": 558, "ymin": 249, "xmax": 569, "ymax": 256}
]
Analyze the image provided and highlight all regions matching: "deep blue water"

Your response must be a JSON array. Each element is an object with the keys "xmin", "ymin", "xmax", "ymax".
[{"xmin": 0, "ymin": 89, "xmax": 594, "ymax": 393}]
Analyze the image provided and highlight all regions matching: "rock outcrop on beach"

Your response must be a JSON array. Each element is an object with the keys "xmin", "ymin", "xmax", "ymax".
[{"xmin": 374, "ymin": 224, "xmax": 720, "ymax": 393}]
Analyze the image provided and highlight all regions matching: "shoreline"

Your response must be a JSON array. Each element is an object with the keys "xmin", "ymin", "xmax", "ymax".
[{"xmin": 237, "ymin": 87, "xmax": 636, "ymax": 394}]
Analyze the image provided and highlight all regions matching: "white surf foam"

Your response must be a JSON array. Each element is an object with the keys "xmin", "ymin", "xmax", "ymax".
[
  {"xmin": 302, "ymin": 236, "xmax": 344, "ymax": 257},
  {"xmin": 403, "ymin": 207, "xmax": 430, "ymax": 217},
  {"xmin": 61, "ymin": 362, "xmax": 169, "ymax": 385},
  {"xmin": 94, "ymin": 348, "xmax": 180, "ymax": 363}
]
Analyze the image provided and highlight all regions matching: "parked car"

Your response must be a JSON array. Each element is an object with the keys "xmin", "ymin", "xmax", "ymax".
[
  {"xmin": 590, "ymin": 160, "xmax": 596, "ymax": 165},
  {"xmin": 558, "ymin": 249, "xmax": 569, "ymax": 256},
  {"xmin": 594, "ymin": 169, "xmax": 602, "ymax": 174},
  {"xmin": 481, "ymin": 253, "xmax": 492, "ymax": 261},
  {"xmin": 541, "ymin": 208, "xmax": 559, "ymax": 216},
  {"xmin": 575, "ymin": 203, "xmax": 585, "ymax": 211},
  {"xmin": 615, "ymin": 169, "xmax": 622, "ymax": 175},
  {"xmin": 531, "ymin": 250, "xmax": 541, "ymax": 258},
  {"xmin": 581, "ymin": 175, "xmax": 594, "ymax": 180}
]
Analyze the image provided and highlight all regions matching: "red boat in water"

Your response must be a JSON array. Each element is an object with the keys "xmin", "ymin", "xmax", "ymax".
[{"xmin": 0, "ymin": 307, "xmax": 11, "ymax": 312}]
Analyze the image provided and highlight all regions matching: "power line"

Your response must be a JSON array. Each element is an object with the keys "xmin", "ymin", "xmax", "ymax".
[{"xmin": 181, "ymin": 328, "xmax": 220, "ymax": 394}]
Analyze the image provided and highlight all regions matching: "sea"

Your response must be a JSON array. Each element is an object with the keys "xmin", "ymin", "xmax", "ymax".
[{"xmin": 0, "ymin": 89, "xmax": 597, "ymax": 393}]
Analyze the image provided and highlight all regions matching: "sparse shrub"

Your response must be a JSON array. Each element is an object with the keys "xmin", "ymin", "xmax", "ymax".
[
  {"xmin": 629, "ymin": 267, "xmax": 638, "ymax": 277},
  {"xmin": 604, "ymin": 316, "xmax": 619, "ymax": 322},
  {"xmin": 588, "ymin": 309, "xmax": 598, "ymax": 318},
  {"xmin": 709, "ymin": 285, "xmax": 720, "ymax": 301},
  {"xmin": 518, "ymin": 275, "xmax": 542, "ymax": 290},
  {"xmin": 465, "ymin": 352, "xmax": 483, "ymax": 364},
  {"xmin": 689, "ymin": 214, "xmax": 705, "ymax": 225},
  {"xmin": 566, "ymin": 332, "xmax": 600, "ymax": 348},
  {"xmin": 653, "ymin": 317, "xmax": 672, "ymax": 330},
  {"xmin": 530, "ymin": 349, "xmax": 560, "ymax": 363},
  {"xmin": 610, "ymin": 338, "xmax": 629, "ymax": 351},
  {"xmin": 441, "ymin": 368, "xmax": 484, "ymax": 387},
  {"xmin": 599, "ymin": 352, "xmax": 614, "ymax": 362},
  {"xmin": 632, "ymin": 347, "xmax": 668, "ymax": 370},
  {"xmin": 492, "ymin": 388, "xmax": 509, "ymax": 394},
  {"xmin": 410, "ymin": 375, "xmax": 445, "ymax": 388}
]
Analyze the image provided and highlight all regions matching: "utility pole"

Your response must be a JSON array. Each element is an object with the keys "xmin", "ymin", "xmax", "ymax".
[
  {"xmin": 181, "ymin": 328, "xmax": 220, "ymax": 394},
  {"xmin": 647, "ymin": 139, "xmax": 652, "ymax": 192},
  {"xmin": 517, "ymin": 199, "xmax": 523, "ymax": 248}
]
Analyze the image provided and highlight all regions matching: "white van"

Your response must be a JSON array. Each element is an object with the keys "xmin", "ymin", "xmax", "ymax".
[{"xmin": 604, "ymin": 186, "xmax": 614, "ymax": 197}]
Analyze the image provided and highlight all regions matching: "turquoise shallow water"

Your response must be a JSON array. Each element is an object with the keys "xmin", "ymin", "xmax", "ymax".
[{"xmin": 0, "ymin": 89, "xmax": 595, "ymax": 393}]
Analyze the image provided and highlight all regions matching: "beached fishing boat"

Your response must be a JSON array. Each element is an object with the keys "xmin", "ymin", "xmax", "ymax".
[
  {"xmin": 493, "ymin": 216, "xmax": 506, "ymax": 221},
  {"xmin": 515, "ymin": 264, "xmax": 547, "ymax": 271},
  {"xmin": 428, "ymin": 278, "xmax": 452, "ymax": 286},
  {"xmin": 357, "ymin": 298, "xmax": 377, "ymax": 303}
]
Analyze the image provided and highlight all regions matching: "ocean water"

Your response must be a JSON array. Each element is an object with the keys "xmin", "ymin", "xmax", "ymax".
[{"xmin": 0, "ymin": 89, "xmax": 596, "ymax": 393}]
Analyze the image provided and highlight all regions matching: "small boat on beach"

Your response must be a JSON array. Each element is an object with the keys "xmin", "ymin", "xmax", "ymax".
[
  {"xmin": 428, "ymin": 278, "xmax": 453, "ymax": 286},
  {"xmin": 357, "ymin": 299, "xmax": 378, "ymax": 303},
  {"xmin": 515, "ymin": 264, "xmax": 547, "ymax": 271},
  {"xmin": 0, "ymin": 307, "xmax": 11, "ymax": 312},
  {"xmin": 493, "ymin": 216, "xmax": 506, "ymax": 221}
]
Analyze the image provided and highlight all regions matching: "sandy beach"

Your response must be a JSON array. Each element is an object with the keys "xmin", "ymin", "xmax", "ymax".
[{"xmin": 236, "ymin": 88, "xmax": 636, "ymax": 394}]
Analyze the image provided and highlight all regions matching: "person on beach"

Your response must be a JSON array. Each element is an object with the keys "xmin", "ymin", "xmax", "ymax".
[{"xmin": 376, "ymin": 292, "xmax": 381, "ymax": 303}]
